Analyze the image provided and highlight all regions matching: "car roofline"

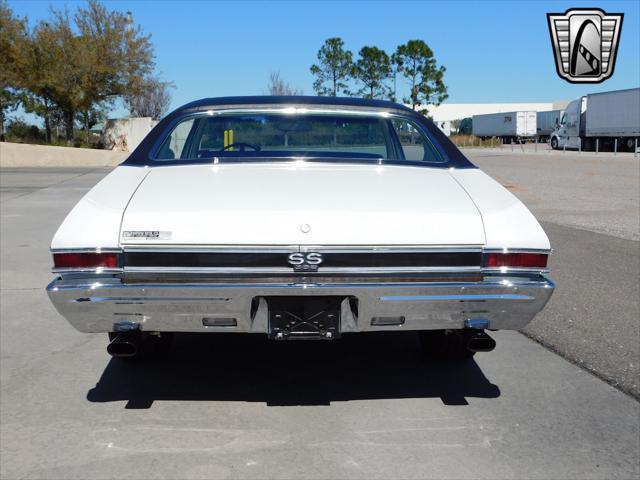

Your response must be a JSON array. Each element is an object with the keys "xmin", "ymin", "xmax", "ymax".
[
  {"xmin": 122, "ymin": 96, "xmax": 477, "ymax": 170},
  {"xmin": 173, "ymin": 96, "xmax": 415, "ymax": 115}
]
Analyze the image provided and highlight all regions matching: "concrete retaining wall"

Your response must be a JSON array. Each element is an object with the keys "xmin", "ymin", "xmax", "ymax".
[
  {"xmin": 0, "ymin": 142, "xmax": 129, "ymax": 167},
  {"xmin": 103, "ymin": 117, "xmax": 158, "ymax": 152}
]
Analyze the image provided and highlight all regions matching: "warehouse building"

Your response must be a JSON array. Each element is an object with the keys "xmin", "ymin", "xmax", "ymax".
[{"xmin": 422, "ymin": 102, "xmax": 569, "ymax": 122}]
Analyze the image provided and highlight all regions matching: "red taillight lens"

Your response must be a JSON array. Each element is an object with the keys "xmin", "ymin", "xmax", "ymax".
[
  {"xmin": 484, "ymin": 252, "xmax": 548, "ymax": 269},
  {"xmin": 53, "ymin": 252, "xmax": 120, "ymax": 269}
]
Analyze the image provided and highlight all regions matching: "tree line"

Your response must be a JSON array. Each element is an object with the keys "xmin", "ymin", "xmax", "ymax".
[
  {"xmin": 0, "ymin": 0, "xmax": 172, "ymax": 144},
  {"xmin": 2, "ymin": 1, "xmax": 449, "ymax": 146},
  {"xmin": 308, "ymin": 37, "xmax": 448, "ymax": 114}
]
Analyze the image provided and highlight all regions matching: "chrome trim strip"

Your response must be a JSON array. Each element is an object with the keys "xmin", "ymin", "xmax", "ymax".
[
  {"xmin": 53, "ymin": 267, "xmax": 123, "ymax": 274},
  {"xmin": 481, "ymin": 248, "xmax": 552, "ymax": 255},
  {"xmin": 51, "ymin": 248, "xmax": 123, "ymax": 254},
  {"xmin": 125, "ymin": 266, "xmax": 293, "ymax": 274},
  {"xmin": 205, "ymin": 107, "xmax": 395, "ymax": 117},
  {"xmin": 482, "ymin": 267, "xmax": 550, "ymax": 274},
  {"xmin": 379, "ymin": 294, "xmax": 535, "ymax": 301},
  {"xmin": 123, "ymin": 266, "xmax": 482, "ymax": 274},
  {"xmin": 121, "ymin": 245, "xmax": 483, "ymax": 253},
  {"xmin": 51, "ymin": 275, "xmax": 553, "ymax": 290},
  {"xmin": 122, "ymin": 246, "xmax": 299, "ymax": 253},
  {"xmin": 120, "ymin": 246, "xmax": 546, "ymax": 254},
  {"xmin": 300, "ymin": 246, "xmax": 483, "ymax": 253}
]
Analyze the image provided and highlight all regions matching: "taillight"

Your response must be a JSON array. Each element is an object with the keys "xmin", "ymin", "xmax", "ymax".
[
  {"xmin": 483, "ymin": 252, "xmax": 548, "ymax": 269},
  {"xmin": 53, "ymin": 252, "xmax": 120, "ymax": 269}
]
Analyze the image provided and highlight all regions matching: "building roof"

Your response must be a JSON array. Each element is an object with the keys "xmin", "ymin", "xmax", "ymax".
[{"xmin": 423, "ymin": 102, "xmax": 570, "ymax": 122}]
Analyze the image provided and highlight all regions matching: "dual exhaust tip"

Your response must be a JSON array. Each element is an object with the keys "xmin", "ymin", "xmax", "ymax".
[
  {"xmin": 466, "ymin": 330, "xmax": 496, "ymax": 353},
  {"xmin": 107, "ymin": 334, "xmax": 139, "ymax": 357}
]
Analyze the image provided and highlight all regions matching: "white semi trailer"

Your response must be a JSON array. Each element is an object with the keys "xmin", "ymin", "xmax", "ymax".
[
  {"xmin": 536, "ymin": 110, "xmax": 563, "ymax": 143},
  {"xmin": 550, "ymin": 88, "xmax": 640, "ymax": 151},
  {"xmin": 472, "ymin": 111, "xmax": 537, "ymax": 143}
]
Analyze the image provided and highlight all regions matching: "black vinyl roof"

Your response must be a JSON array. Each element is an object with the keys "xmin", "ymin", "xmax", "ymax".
[
  {"xmin": 177, "ymin": 95, "xmax": 417, "ymax": 113},
  {"xmin": 123, "ymin": 96, "xmax": 476, "ymax": 169}
]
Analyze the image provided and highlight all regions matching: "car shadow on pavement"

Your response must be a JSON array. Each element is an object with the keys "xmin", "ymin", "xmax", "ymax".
[{"xmin": 86, "ymin": 332, "xmax": 500, "ymax": 408}]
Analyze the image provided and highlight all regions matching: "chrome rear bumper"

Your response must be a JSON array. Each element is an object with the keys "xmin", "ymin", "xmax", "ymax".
[{"xmin": 46, "ymin": 275, "xmax": 555, "ymax": 333}]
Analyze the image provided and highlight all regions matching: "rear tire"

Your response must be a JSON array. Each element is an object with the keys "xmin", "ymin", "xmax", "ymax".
[{"xmin": 419, "ymin": 330, "xmax": 475, "ymax": 360}]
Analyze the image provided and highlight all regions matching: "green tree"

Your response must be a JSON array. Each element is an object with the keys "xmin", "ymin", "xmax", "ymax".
[
  {"xmin": 0, "ymin": 1, "xmax": 28, "ymax": 141},
  {"xmin": 6, "ymin": 10, "xmax": 64, "ymax": 144},
  {"xmin": 19, "ymin": 10, "xmax": 77, "ymax": 143},
  {"xmin": 73, "ymin": 1, "xmax": 154, "ymax": 142},
  {"xmin": 389, "ymin": 52, "xmax": 401, "ymax": 102},
  {"xmin": 14, "ymin": 1, "xmax": 155, "ymax": 144},
  {"xmin": 393, "ymin": 39, "xmax": 448, "ymax": 113},
  {"xmin": 310, "ymin": 37, "xmax": 353, "ymax": 96},
  {"xmin": 5, "ymin": 118, "xmax": 44, "ymax": 143},
  {"xmin": 352, "ymin": 46, "xmax": 393, "ymax": 100}
]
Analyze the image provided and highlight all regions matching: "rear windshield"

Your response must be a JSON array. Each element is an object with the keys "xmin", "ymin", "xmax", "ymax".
[{"xmin": 152, "ymin": 112, "xmax": 444, "ymax": 163}]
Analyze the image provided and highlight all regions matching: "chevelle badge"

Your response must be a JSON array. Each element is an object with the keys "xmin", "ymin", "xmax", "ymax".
[{"xmin": 122, "ymin": 230, "xmax": 172, "ymax": 240}]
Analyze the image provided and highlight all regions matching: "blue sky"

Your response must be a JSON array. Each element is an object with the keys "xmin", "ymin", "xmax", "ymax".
[{"xmin": 9, "ymin": 0, "xmax": 640, "ymax": 113}]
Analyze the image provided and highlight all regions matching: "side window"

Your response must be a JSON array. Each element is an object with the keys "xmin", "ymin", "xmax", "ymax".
[
  {"xmin": 391, "ymin": 118, "xmax": 442, "ymax": 162},
  {"xmin": 155, "ymin": 118, "xmax": 195, "ymax": 160}
]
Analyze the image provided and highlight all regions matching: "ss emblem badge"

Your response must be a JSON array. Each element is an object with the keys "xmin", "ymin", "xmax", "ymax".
[{"xmin": 288, "ymin": 252, "xmax": 323, "ymax": 272}]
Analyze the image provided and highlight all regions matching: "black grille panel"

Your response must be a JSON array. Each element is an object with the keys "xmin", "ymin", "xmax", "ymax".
[
  {"xmin": 124, "ymin": 251, "xmax": 482, "ymax": 269},
  {"xmin": 319, "ymin": 252, "xmax": 480, "ymax": 268},
  {"xmin": 124, "ymin": 252, "xmax": 284, "ymax": 268}
]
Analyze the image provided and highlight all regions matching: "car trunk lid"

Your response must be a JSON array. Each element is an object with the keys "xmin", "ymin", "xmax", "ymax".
[{"xmin": 119, "ymin": 162, "xmax": 485, "ymax": 246}]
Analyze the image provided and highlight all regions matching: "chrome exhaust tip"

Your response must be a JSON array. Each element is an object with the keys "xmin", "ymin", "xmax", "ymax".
[
  {"xmin": 107, "ymin": 334, "xmax": 139, "ymax": 357},
  {"xmin": 466, "ymin": 331, "xmax": 496, "ymax": 353}
]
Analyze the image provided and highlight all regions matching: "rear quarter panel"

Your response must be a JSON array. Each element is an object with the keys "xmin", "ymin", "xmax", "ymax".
[
  {"xmin": 449, "ymin": 169, "xmax": 551, "ymax": 251},
  {"xmin": 50, "ymin": 166, "xmax": 149, "ymax": 250}
]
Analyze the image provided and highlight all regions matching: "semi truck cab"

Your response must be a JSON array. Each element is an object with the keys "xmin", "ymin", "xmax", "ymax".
[
  {"xmin": 551, "ymin": 88, "xmax": 640, "ymax": 152},
  {"xmin": 550, "ymin": 98, "xmax": 583, "ymax": 150}
]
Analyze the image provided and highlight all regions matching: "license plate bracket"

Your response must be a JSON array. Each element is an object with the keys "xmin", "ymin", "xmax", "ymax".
[{"xmin": 267, "ymin": 296, "xmax": 342, "ymax": 340}]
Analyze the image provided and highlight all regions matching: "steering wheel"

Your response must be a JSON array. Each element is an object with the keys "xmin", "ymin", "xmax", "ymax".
[{"xmin": 221, "ymin": 142, "xmax": 261, "ymax": 152}]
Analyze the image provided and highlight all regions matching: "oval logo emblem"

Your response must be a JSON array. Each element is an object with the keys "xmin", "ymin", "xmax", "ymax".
[{"xmin": 300, "ymin": 223, "xmax": 311, "ymax": 233}]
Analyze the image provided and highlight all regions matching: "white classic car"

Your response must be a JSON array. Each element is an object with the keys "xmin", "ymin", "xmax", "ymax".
[{"xmin": 47, "ymin": 96, "xmax": 555, "ymax": 361}]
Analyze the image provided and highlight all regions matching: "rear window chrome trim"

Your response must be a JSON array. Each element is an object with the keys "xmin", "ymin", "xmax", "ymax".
[{"xmin": 146, "ymin": 108, "xmax": 447, "ymax": 166}]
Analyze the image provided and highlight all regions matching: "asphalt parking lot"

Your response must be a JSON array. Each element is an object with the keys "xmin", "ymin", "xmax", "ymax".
[{"xmin": 1, "ymin": 152, "xmax": 639, "ymax": 479}]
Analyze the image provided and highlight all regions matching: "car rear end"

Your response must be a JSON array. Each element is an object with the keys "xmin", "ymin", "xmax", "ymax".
[
  {"xmin": 46, "ymin": 97, "xmax": 555, "ymax": 360},
  {"xmin": 48, "ymin": 245, "xmax": 553, "ymax": 335}
]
